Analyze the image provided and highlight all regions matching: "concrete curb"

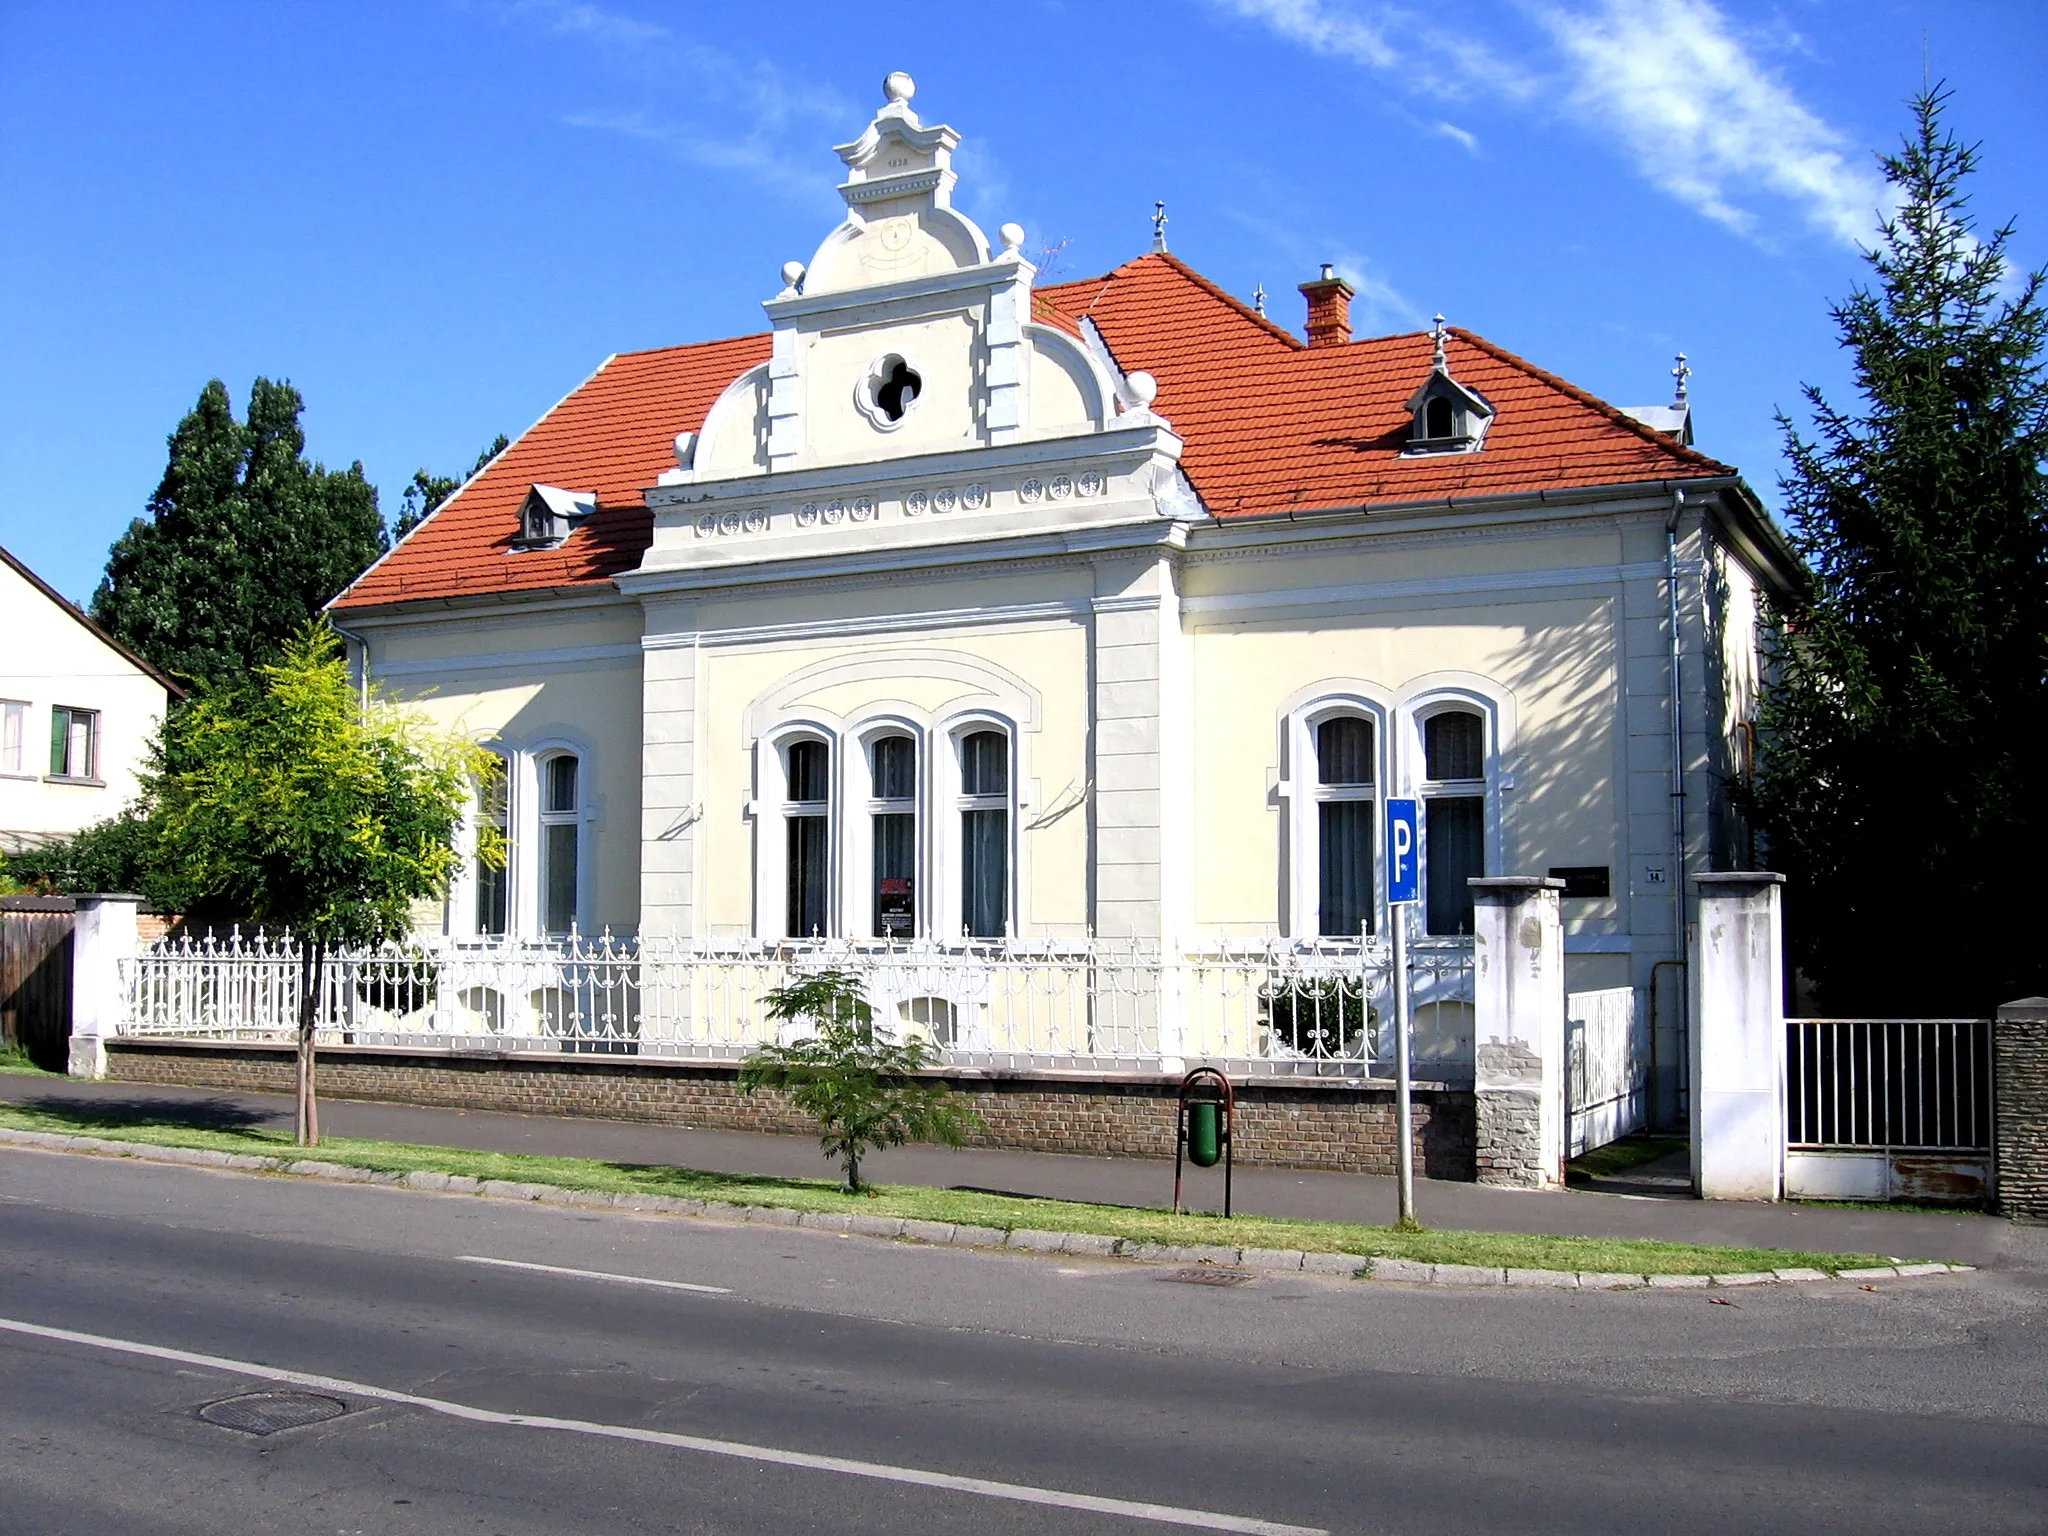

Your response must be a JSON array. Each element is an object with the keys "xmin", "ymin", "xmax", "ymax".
[{"xmin": 0, "ymin": 1126, "xmax": 1978, "ymax": 1291}]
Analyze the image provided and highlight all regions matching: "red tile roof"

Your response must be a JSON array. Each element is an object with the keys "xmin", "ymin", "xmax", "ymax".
[{"xmin": 334, "ymin": 255, "xmax": 1728, "ymax": 612}]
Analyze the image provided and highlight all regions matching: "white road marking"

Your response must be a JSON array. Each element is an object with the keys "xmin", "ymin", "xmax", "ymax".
[
  {"xmin": 0, "ymin": 1315, "xmax": 1326, "ymax": 1535},
  {"xmin": 455, "ymin": 1255, "xmax": 732, "ymax": 1295}
]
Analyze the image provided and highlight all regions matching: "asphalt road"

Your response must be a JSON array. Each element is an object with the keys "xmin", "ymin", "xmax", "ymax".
[{"xmin": 2, "ymin": 1147, "xmax": 2044, "ymax": 1535}]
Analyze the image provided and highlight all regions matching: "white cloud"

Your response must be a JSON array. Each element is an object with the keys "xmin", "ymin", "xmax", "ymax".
[
  {"xmin": 1529, "ymin": 0, "xmax": 1885, "ymax": 244},
  {"xmin": 1207, "ymin": 0, "xmax": 1888, "ymax": 246},
  {"xmin": 1433, "ymin": 120, "xmax": 1481, "ymax": 156}
]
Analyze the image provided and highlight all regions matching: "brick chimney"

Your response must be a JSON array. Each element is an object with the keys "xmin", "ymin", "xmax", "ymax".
[{"xmin": 1298, "ymin": 264, "xmax": 1353, "ymax": 348}]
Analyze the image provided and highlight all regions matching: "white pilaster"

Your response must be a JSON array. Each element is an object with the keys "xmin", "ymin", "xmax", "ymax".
[
  {"xmin": 68, "ymin": 894, "xmax": 140, "ymax": 1079},
  {"xmin": 639, "ymin": 619, "xmax": 701, "ymax": 941},
  {"xmin": 1690, "ymin": 871, "xmax": 1785, "ymax": 1200},
  {"xmin": 1471, "ymin": 876, "xmax": 1567, "ymax": 1187}
]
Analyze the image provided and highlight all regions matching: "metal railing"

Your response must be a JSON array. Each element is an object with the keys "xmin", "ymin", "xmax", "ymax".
[
  {"xmin": 1786, "ymin": 1018, "xmax": 1992, "ymax": 1152},
  {"xmin": 119, "ymin": 931, "xmax": 1476, "ymax": 1077}
]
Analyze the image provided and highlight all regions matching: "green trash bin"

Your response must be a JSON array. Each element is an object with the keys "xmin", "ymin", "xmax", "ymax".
[{"xmin": 1186, "ymin": 1099, "xmax": 1223, "ymax": 1168}]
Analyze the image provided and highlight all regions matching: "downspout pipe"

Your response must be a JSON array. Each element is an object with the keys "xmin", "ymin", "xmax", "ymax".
[
  {"xmin": 1665, "ymin": 488, "xmax": 1689, "ymax": 1127},
  {"xmin": 326, "ymin": 618, "xmax": 371, "ymax": 720}
]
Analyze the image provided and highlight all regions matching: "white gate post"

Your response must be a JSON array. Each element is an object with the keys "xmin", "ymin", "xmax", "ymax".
[
  {"xmin": 1470, "ymin": 877, "xmax": 1567, "ymax": 1188},
  {"xmin": 1690, "ymin": 872, "xmax": 1785, "ymax": 1200},
  {"xmin": 68, "ymin": 894, "xmax": 141, "ymax": 1080}
]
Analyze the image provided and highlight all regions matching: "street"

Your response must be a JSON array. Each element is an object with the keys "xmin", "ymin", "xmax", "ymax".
[{"xmin": 3, "ymin": 1147, "xmax": 2045, "ymax": 1534}]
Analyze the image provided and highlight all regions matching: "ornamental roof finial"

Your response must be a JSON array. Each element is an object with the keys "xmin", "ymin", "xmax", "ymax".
[
  {"xmin": 1672, "ymin": 351, "xmax": 1692, "ymax": 405},
  {"xmin": 1151, "ymin": 200, "xmax": 1169, "ymax": 254},
  {"xmin": 1253, "ymin": 282, "xmax": 1267, "ymax": 317},
  {"xmin": 1431, "ymin": 313, "xmax": 1449, "ymax": 371}
]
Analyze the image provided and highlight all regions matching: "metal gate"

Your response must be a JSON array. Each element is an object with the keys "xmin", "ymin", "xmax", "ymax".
[
  {"xmin": 1, "ymin": 895, "xmax": 74, "ymax": 1072},
  {"xmin": 1785, "ymin": 1018, "xmax": 1993, "ymax": 1203},
  {"xmin": 1566, "ymin": 986, "xmax": 1649, "ymax": 1158}
]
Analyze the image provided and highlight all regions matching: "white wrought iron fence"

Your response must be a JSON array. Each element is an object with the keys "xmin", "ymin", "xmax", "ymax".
[
  {"xmin": 119, "ymin": 931, "xmax": 1475, "ymax": 1077},
  {"xmin": 1786, "ymin": 1018, "xmax": 1992, "ymax": 1152}
]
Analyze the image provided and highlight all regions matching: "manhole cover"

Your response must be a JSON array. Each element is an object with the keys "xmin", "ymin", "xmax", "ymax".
[
  {"xmin": 1161, "ymin": 1267, "xmax": 1255, "ymax": 1287},
  {"xmin": 198, "ymin": 1391, "xmax": 351, "ymax": 1436}
]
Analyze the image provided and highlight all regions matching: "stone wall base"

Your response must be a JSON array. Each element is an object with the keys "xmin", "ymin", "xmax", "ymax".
[
  {"xmin": 105, "ymin": 1040, "xmax": 1476, "ymax": 1179},
  {"xmin": 1475, "ymin": 1086, "xmax": 1545, "ymax": 1187},
  {"xmin": 1995, "ymin": 1008, "xmax": 2048, "ymax": 1222}
]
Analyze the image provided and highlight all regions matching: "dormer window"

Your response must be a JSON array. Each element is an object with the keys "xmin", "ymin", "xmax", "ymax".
[
  {"xmin": 1404, "ymin": 372, "xmax": 1493, "ymax": 455},
  {"xmin": 856, "ymin": 353, "xmax": 922, "ymax": 430},
  {"xmin": 514, "ymin": 484, "xmax": 597, "ymax": 549}
]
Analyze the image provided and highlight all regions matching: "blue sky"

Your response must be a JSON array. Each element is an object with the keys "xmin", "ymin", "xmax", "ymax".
[{"xmin": 2, "ymin": 0, "xmax": 2042, "ymax": 606}]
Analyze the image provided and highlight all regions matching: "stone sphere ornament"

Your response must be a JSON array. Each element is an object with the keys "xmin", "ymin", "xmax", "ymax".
[
  {"xmin": 999, "ymin": 222, "xmax": 1025, "ymax": 252},
  {"xmin": 781, "ymin": 260, "xmax": 806, "ymax": 288},
  {"xmin": 1122, "ymin": 371, "xmax": 1159, "ymax": 410},
  {"xmin": 883, "ymin": 71, "xmax": 915, "ymax": 105}
]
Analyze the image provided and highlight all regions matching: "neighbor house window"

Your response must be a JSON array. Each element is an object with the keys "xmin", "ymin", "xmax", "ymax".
[
  {"xmin": 1421, "ymin": 710, "xmax": 1486, "ymax": 936},
  {"xmin": 869, "ymin": 733, "xmax": 917, "ymax": 939},
  {"xmin": 49, "ymin": 705, "xmax": 97, "ymax": 780},
  {"xmin": 1314, "ymin": 715, "xmax": 1376, "ymax": 938},
  {"xmin": 957, "ymin": 729, "xmax": 1009, "ymax": 940},
  {"xmin": 539, "ymin": 753, "xmax": 581, "ymax": 935},
  {"xmin": 0, "ymin": 701, "xmax": 25, "ymax": 774},
  {"xmin": 784, "ymin": 738, "xmax": 831, "ymax": 938},
  {"xmin": 474, "ymin": 753, "xmax": 510, "ymax": 937}
]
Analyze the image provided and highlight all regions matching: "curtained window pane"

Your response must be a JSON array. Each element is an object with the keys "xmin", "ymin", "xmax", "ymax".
[
  {"xmin": 1316, "ymin": 717, "xmax": 1374, "ymax": 786},
  {"xmin": 961, "ymin": 808, "xmax": 1008, "ymax": 938},
  {"xmin": 1425, "ymin": 796, "xmax": 1484, "ymax": 935},
  {"xmin": 1319, "ymin": 800, "xmax": 1373, "ymax": 937},
  {"xmin": 786, "ymin": 739, "xmax": 829, "ymax": 803},
  {"xmin": 960, "ymin": 730, "xmax": 1007, "ymax": 796},
  {"xmin": 475, "ymin": 755, "xmax": 508, "ymax": 936},
  {"xmin": 787, "ymin": 815, "xmax": 829, "ymax": 937},
  {"xmin": 873, "ymin": 812, "xmax": 915, "ymax": 938},
  {"xmin": 1424, "ymin": 711, "xmax": 1484, "ymax": 782},
  {"xmin": 543, "ymin": 822, "xmax": 579, "ymax": 934},
  {"xmin": 871, "ymin": 734, "xmax": 915, "ymax": 799}
]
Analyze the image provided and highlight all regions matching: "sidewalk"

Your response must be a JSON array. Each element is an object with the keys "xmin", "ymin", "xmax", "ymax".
[{"xmin": 3, "ymin": 1073, "xmax": 2037, "ymax": 1270}]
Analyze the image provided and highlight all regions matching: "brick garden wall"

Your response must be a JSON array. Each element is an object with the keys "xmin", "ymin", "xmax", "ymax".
[{"xmin": 105, "ymin": 1040, "xmax": 1476, "ymax": 1179}]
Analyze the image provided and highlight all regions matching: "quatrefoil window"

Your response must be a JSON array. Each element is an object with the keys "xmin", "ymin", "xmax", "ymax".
[{"xmin": 857, "ymin": 353, "xmax": 923, "ymax": 430}]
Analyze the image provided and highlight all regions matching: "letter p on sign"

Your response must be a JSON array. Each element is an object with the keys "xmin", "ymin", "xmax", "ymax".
[{"xmin": 1386, "ymin": 798, "xmax": 1419, "ymax": 905}]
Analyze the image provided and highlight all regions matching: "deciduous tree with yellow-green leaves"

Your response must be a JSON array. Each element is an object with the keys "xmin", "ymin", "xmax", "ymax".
[{"xmin": 150, "ymin": 624, "xmax": 499, "ymax": 1145}]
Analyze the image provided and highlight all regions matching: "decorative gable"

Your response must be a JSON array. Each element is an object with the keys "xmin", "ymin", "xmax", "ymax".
[{"xmin": 514, "ymin": 484, "xmax": 597, "ymax": 549}]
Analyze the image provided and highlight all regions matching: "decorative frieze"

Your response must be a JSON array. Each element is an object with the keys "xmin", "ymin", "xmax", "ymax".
[{"xmin": 681, "ymin": 475, "xmax": 1111, "ymax": 542}]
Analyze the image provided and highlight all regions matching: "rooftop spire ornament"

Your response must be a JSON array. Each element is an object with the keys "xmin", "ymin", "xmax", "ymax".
[
  {"xmin": 1431, "ymin": 313, "xmax": 1449, "ymax": 371},
  {"xmin": 1253, "ymin": 282, "xmax": 1267, "ymax": 317},
  {"xmin": 1672, "ymin": 351, "xmax": 1692, "ymax": 405},
  {"xmin": 1151, "ymin": 200, "xmax": 1169, "ymax": 254}
]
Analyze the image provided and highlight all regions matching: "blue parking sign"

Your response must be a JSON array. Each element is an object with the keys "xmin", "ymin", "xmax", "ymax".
[{"xmin": 1386, "ymin": 798, "xmax": 1420, "ymax": 905}]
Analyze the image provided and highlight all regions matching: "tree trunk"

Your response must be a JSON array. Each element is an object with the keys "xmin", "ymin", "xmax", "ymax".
[{"xmin": 295, "ymin": 938, "xmax": 323, "ymax": 1147}]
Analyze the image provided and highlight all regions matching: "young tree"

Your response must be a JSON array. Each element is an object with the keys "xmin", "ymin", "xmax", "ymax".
[
  {"xmin": 93, "ymin": 380, "xmax": 386, "ymax": 688},
  {"xmin": 738, "ymin": 971, "xmax": 981, "ymax": 1192},
  {"xmin": 1754, "ymin": 88, "xmax": 2048, "ymax": 1014},
  {"xmin": 393, "ymin": 435, "xmax": 509, "ymax": 542},
  {"xmin": 150, "ymin": 624, "xmax": 494, "ymax": 1144}
]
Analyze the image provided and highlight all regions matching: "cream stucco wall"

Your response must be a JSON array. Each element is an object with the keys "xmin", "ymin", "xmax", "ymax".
[{"xmin": 0, "ymin": 556, "xmax": 169, "ymax": 850}]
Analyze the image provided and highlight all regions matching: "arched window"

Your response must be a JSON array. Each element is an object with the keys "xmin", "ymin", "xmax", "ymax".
[
  {"xmin": 869, "ymin": 733, "xmax": 917, "ymax": 938},
  {"xmin": 1420, "ymin": 710, "xmax": 1486, "ymax": 936},
  {"xmin": 957, "ymin": 729, "xmax": 1009, "ymax": 939},
  {"xmin": 1424, "ymin": 396, "xmax": 1455, "ymax": 439},
  {"xmin": 538, "ymin": 752, "xmax": 581, "ymax": 935},
  {"xmin": 784, "ymin": 737, "xmax": 831, "ymax": 938},
  {"xmin": 474, "ymin": 751, "xmax": 509, "ymax": 937},
  {"xmin": 1313, "ymin": 715, "xmax": 1376, "ymax": 937}
]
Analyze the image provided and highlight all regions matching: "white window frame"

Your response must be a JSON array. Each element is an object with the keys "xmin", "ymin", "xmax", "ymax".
[
  {"xmin": 754, "ymin": 722, "xmax": 839, "ymax": 940},
  {"xmin": 845, "ymin": 718, "xmax": 925, "ymax": 941},
  {"xmin": 446, "ymin": 733, "xmax": 596, "ymax": 943},
  {"xmin": 48, "ymin": 703, "xmax": 99, "ymax": 782},
  {"xmin": 936, "ymin": 713, "xmax": 1018, "ymax": 943},
  {"xmin": 0, "ymin": 700, "xmax": 28, "ymax": 778},
  {"xmin": 535, "ymin": 748, "xmax": 585, "ymax": 937},
  {"xmin": 470, "ymin": 746, "xmax": 512, "ymax": 940},
  {"xmin": 1406, "ymin": 697, "xmax": 1496, "ymax": 937},
  {"xmin": 1283, "ymin": 698, "xmax": 1387, "ymax": 942}
]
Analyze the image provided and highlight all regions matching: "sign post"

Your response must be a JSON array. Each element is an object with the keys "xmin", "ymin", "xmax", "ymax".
[{"xmin": 1385, "ymin": 798, "xmax": 1420, "ymax": 1229}]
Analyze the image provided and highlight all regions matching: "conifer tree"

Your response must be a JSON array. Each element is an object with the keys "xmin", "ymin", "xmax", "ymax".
[
  {"xmin": 93, "ymin": 379, "xmax": 386, "ymax": 688},
  {"xmin": 392, "ymin": 434, "xmax": 509, "ymax": 542},
  {"xmin": 1755, "ymin": 89, "xmax": 2048, "ymax": 1014}
]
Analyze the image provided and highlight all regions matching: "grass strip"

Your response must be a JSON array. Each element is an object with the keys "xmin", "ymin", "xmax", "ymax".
[
  {"xmin": 0, "ymin": 1046, "xmax": 59, "ymax": 1076},
  {"xmin": 0, "ymin": 1099, "xmax": 1901, "ymax": 1276}
]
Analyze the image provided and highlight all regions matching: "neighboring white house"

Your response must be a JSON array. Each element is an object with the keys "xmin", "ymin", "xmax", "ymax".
[
  {"xmin": 327, "ymin": 74, "xmax": 1797, "ymax": 1115},
  {"xmin": 1, "ymin": 544, "xmax": 175, "ymax": 853}
]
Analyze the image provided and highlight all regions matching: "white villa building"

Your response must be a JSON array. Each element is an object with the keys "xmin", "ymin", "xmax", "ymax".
[
  {"xmin": 1, "ymin": 545, "xmax": 174, "ymax": 855},
  {"xmin": 327, "ymin": 74, "xmax": 1795, "ymax": 1131}
]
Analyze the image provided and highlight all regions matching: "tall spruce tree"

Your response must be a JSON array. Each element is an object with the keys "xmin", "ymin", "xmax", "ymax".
[
  {"xmin": 93, "ymin": 379, "xmax": 386, "ymax": 688},
  {"xmin": 1756, "ymin": 88, "xmax": 2048, "ymax": 1015}
]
